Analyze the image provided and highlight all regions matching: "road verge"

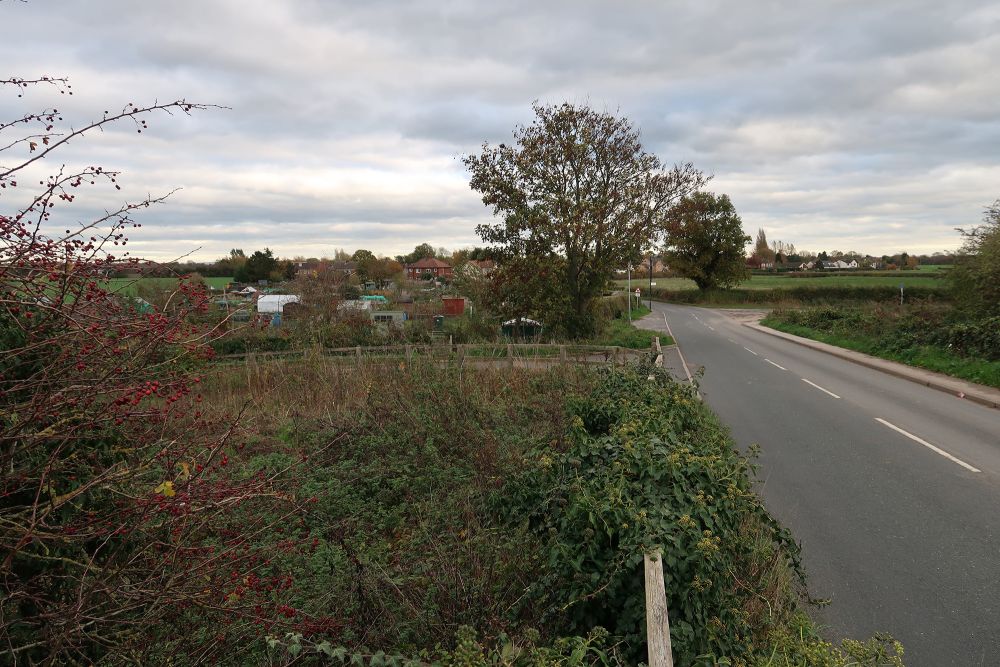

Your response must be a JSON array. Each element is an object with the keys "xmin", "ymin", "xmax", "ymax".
[{"xmin": 747, "ymin": 322, "xmax": 1000, "ymax": 409}]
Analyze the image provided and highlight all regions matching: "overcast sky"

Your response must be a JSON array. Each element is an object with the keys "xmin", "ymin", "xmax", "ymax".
[{"xmin": 3, "ymin": 0, "xmax": 998, "ymax": 261}]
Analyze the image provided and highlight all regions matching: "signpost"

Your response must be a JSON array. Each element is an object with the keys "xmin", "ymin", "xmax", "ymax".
[{"xmin": 900, "ymin": 283, "xmax": 904, "ymax": 306}]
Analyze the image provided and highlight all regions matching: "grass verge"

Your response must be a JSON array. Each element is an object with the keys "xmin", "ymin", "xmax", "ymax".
[
  {"xmin": 593, "ymin": 305, "xmax": 674, "ymax": 349},
  {"xmin": 762, "ymin": 314, "xmax": 1000, "ymax": 389}
]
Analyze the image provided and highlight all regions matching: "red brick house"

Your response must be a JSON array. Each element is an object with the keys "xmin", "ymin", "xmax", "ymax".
[{"xmin": 405, "ymin": 257, "xmax": 453, "ymax": 280}]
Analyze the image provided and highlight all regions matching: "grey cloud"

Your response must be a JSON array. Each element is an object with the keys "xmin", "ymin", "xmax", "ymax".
[{"xmin": 2, "ymin": 0, "xmax": 998, "ymax": 260}]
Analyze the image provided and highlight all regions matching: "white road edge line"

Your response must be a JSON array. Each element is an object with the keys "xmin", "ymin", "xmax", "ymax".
[
  {"xmin": 801, "ymin": 378, "xmax": 840, "ymax": 399},
  {"xmin": 743, "ymin": 346, "xmax": 758, "ymax": 356},
  {"xmin": 875, "ymin": 418, "xmax": 981, "ymax": 473},
  {"xmin": 764, "ymin": 359, "xmax": 787, "ymax": 371}
]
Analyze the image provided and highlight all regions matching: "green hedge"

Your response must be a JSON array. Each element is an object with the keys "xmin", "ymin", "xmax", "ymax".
[
  {"xmin": 504, "ymin": 365, "xmax": 901, "ymax": 665},
  {"xmin": 649, "ymin": 285, "xmax": 949, "ymax": 305}
]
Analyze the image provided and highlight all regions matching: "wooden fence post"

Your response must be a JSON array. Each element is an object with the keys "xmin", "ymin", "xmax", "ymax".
[
  {"xmin": 560, "ymin": 345, "xmax": 567, "ymax": 364},
  {"xmin": 405, "ymin": 345, "xmax": 413, "ymax": 363},
  {"xmin": 355, "ymin": 345, "xmax": 362, "ymax": 361},
  {"xmin": 507, "ymin": 343, "xmax": 514, "ymax": 369},
  {"xmin": 644, "ymin": 549, "xmax": 674, "ymax": 667}
]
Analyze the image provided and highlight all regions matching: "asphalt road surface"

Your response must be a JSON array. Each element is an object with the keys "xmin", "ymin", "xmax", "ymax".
[{"xmin": 636, "ymin": 302, "xmax": 1000, "ymax": 666}]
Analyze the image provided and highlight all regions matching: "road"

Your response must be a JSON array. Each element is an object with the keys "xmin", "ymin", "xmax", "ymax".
[{"xmin": 636, "ymin": 302, "xmax": 1000, "ymax": 666}]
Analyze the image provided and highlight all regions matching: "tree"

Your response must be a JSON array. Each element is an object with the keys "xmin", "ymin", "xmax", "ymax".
[
  {"xmin": 235, "ymin": 248, "xmax": 278, "ymax": 283},
  {"xmin": 464, "ymin": 102, "xmax": 705, "ymax": 337},
  {"xmin": 663, "ymin": 192, "xmax": 751, "ymax": 290},
  {"xmin": 367, "ymin": 258, "xmax": 403, "ymax": 287},
  {"xmin": 403, "ymin": 243, "xmax": 436, "ymax": 265},
  {"xmin": 755, "ymin": 229, "xmax": 774, "ymax": 265},
  {"xmin": 351, "ymin": 248, "xmax": 377, "ymax": 281},
  {"xmin": 949, "ymin": 199, "xmax": 1000, "ymax": 316}
]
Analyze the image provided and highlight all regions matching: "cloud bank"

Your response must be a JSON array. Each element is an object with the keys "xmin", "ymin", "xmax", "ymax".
[{"xmin": 2, "ymin": 0, "xmax": 997, "ymax": 260}]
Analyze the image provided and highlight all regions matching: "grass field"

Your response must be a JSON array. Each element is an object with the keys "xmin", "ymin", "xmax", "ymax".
[
  {"xmin": 103, "ymin": 276, "xmax": 233, "ymax": 294},
  {"xmin": 614, "ymin": 270, "xmax": 947, "ymax": 291}
]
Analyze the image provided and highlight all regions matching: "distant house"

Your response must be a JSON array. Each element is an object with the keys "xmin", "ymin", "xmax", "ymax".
[
  {"xmin": 405, "ymin": 257, "xmax": 453, "ymax": 280},
  {"xmin": 295, "ymin": 261, "xmax": 324, "ymax": 278},
  {"xmin": 465, "ymin": 259, "xmax": 495, "ymax": 275},
  {"xmin": 821, "ymin": 260, "xmax": 858, "ymax": 270},
  {"xmin": 329, "ymin": 261, "xmax": 357, "ymax": 275},
  {"xmin": 746, "ymin": 257, "xmax": 773, "ymax": 270},
  {"xmin": 799, "ymin": 261, "xmax": 815, "ymax": 270}
]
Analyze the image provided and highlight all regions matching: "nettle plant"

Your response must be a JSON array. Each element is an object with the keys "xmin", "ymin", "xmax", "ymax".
[{"xmin": 0, "ymin": 78, "xmax": 318, "ymax": 662}]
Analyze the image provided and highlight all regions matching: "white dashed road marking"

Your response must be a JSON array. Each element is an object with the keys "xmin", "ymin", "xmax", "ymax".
[
  {"xmin": 801, "ymin": 378, "xmax": 840, "ymax": 399},
  {"xmin": 765, "ymin": 359, "xmax": 787, "ymax": 371},
  {"xmin": 875, "ymin": 418, "xmax": 981, "ymax": 473},
  {"xmin": 743, "ymin": 347, "xmax": 758, "ymax": 356}
]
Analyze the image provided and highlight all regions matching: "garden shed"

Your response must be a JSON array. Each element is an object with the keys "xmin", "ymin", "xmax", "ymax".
[{"xmin": 256, "ymin": 294, "xmax": 300, "ymax": 314}]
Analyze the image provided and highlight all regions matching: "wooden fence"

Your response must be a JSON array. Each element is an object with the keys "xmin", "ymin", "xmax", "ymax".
[
  {"xmin": 220, "ymin": 342, "xmax": 657, "ymax": 368},
  {"xmin": 645, "ymin": 336, "xmax": 675, "ymax": 666}
]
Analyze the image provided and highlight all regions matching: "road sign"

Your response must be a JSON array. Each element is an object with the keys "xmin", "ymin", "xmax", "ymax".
[{"xmin": 635, "ymin": 288, "xmax": 641, "ymax": 297}]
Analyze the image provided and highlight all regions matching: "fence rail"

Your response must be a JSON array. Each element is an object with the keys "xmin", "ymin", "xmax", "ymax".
[{"xmin": 219, "ymin": 342, "xmax": 659, "ymax": 368}]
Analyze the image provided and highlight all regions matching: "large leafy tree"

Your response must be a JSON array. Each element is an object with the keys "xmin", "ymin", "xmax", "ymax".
[
  {"xmin": 663, "ymin": 192, "xmax": 751, "ymax": 290},
  {"xmin": 234, "ymin": 247, "xmax": 278, "ymax": 283},
  {"xmin": 949, "ymin": 199, "xmax": 1000, "ymax": 316},
  {"xmin": 402, "ymin": 242, "xmax": 437, "ymax": 265},
  {"xmin": 464, "ymin": 102, "xmax": 705, "ymax": 337}
]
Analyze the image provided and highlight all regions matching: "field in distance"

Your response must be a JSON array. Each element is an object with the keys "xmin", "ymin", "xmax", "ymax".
[
  {"xmin": 614, "ymin": 266, "xmax": 950, "ymax": 291},
  {"xmin": 103, "ymin": 276, "xmax": 234, "ymax": 295}
]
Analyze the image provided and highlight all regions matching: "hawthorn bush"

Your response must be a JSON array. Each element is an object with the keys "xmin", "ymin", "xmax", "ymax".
[{"xmin": 0, "ymin": 76, "xmax": 317, "ymax": 662}]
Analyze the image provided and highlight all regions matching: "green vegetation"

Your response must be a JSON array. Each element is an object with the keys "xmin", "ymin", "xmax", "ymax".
[
  {"xmin": 753, "ymin": 204, "xmax": 999, "ymax": 388},
  {"xmin": 464, "ymin": 102, "xmax": 705, "ymax": 338},
  {"xmin": 948, "ymin": 199, "xmax": 1000, "ymax": 317},
  {"xmin": 197, "ymin": 359, "xmax": 902, "ymax": 665},
  {"xmin": 762, "ymin": 306, "xmax": 1000, "ymax": 388},
  {"xmin": 646, "ymin": 284, "xmax": 948, "ymax": 307},
  {"xmin": 663, "ymin": 191, "xmax": 751, "ymax": 289},
  {"xmin": 592, "ymin": 305, "xmax": 669, "ymax": 349},
  {"xmin": 613, "ymin": 272, "xmax": 945, "ymax": 291}
]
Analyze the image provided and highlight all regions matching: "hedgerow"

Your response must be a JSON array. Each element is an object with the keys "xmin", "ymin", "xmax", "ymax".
[
  {"xmin": 648, "ymin": 285, "xmax": 948, "ymax": 305},
  {"xmin": 197, "ymin": 360, "xmax": 903, "ymax": 665}
]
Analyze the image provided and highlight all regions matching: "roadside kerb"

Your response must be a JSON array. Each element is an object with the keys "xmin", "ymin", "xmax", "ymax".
[{"xmin": 746, "ymin": 322, "xmax": 1000, "ymax": 410}]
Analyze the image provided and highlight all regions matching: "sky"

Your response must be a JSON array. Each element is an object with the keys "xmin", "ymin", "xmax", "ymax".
[{"xmin": 2, "ymin": 0, "xmax": 998, "ymax": 261}]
